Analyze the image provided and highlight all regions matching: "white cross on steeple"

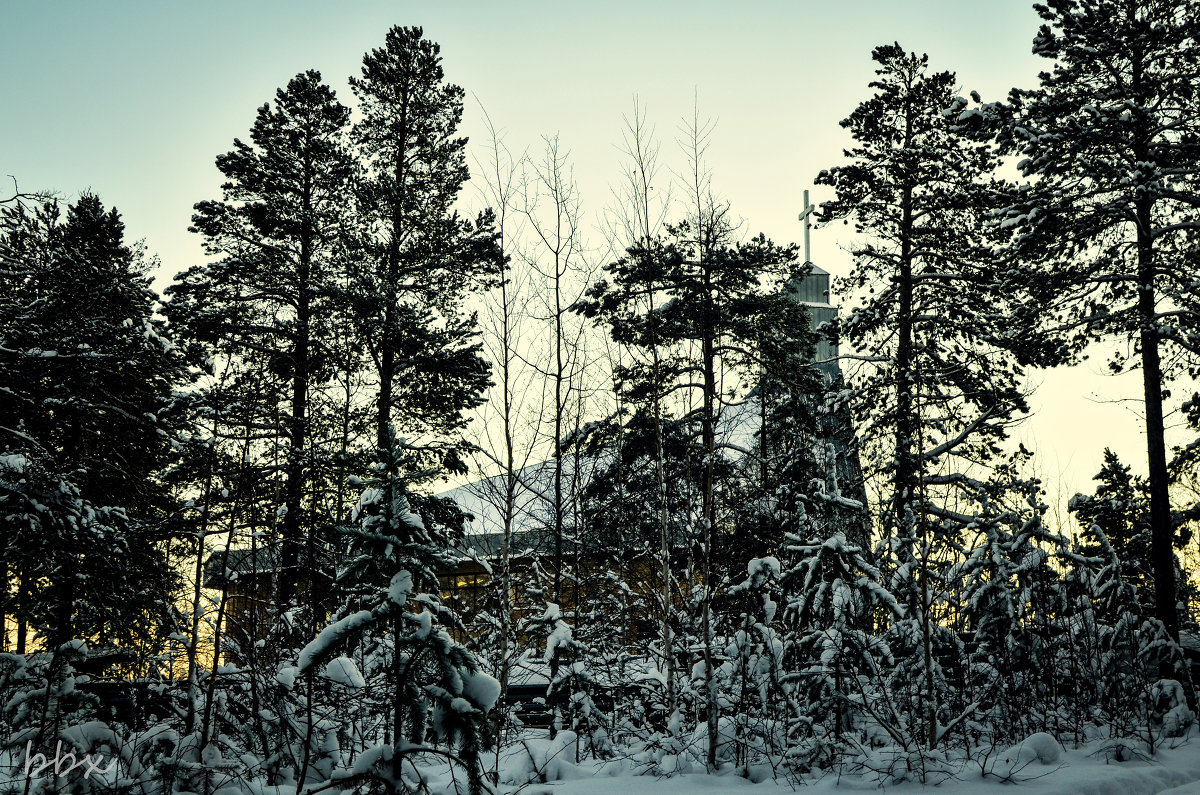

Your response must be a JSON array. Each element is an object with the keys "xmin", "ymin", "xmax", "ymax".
[{"xmin": 798, "ymin": 189, "xmax": 815, "ymax": 267}]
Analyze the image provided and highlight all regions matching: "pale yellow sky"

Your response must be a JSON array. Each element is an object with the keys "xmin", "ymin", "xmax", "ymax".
[{"xmin": 1, "ymin": 0, "xmax": 1184, "ymax": 519}]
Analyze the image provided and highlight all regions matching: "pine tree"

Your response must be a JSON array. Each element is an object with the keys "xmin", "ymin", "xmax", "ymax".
[
  {"xmin": 579, "ymin": 221, "xmax": 817, "ymax": 768},
  {"xmin": 721, "ymin": 556, "xmax": 787, "ymax": 774},
  {"xmin": 1088, "ymin": 522, "xmax": 1192, "ymax": 744},
  {"xmin": 954, "ymin": 465, "xmax": 1063, "ymax": 746},
  {"xmin": 816, "ymin": 44, "xmax": 1032, "ymax": 758},
  {"xmin": 1071, "ymin": 450, "xmax": 1155, "ymax": 601},
  {"xmin": 349, "ymin": 25, "xmax": 498, "ymax": 462},
  {"xmin": 975, "ymin": 0, "xmax": 1200, "ymax": 641},
  {"xmin": 1069, "ymin": 448, "xmax": 1191, "ymax": 621},
  {"xmin": 780, "ymin": 521, "xmax": 899, "ymax": 768},
  {"xmin": 739, "ymin": 288, "xmax": 832, "ymax": 568},
  {"xmin": 170, "ymin": 69, "xmax": 354, "ymax": 615},
  {"xmin": 299, "ymin": 430, "xmax": 497, "ymax": 795}
]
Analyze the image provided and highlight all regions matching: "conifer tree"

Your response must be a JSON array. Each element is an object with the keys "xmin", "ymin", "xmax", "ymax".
[
  {"xmin": 580, "ymin": 221, "xmax": 815, "ymax": 768},
  {"xmin": 977, "ymin": 0, "xmax": 1200, "ymax": 641},
  {"xmin": 1070, "ymin": 448, "xmax": 1191, "ymax": 621},
  {"xmin": 349, "ymin": 26, "xmax": 498, "ymax": 463},
  {"xmin": 299, "ymin": 430, "xmax": 497, "ymax": 795},
  {"xmin": 0, "ymin": 193, "xmax": 184, "ymax": 650},
  {"xmin": 817, "ymin": 44, "xmax": 1031, "ymax": 758},
  {"xmin": 170, "ymin": 69, "xmax": 354, "ymax": 612},
  {"xmin": 781, "ymin": 521, "xmax": 898, "ymax": 765},
  {"xmin": 953, "ymin": 466, "xmax": 1063, "ymax": 745},
  {"xmin": 739, "ymin": 288, "xmax": 831, "ymax": 566},
  {"xmin": 1071, "ymin": 450, "xmax": 1155, "ymax": 603}
]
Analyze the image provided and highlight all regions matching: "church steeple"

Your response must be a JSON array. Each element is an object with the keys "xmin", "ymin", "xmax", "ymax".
[{"xmin": 789, "ymin": 189, "xmax": 840, "ymax": 377}]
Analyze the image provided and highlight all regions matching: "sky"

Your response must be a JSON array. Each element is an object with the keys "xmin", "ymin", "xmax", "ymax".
[{"xmin": 1, "ymin": 0, "xmax": 1182, "ymax": 521}]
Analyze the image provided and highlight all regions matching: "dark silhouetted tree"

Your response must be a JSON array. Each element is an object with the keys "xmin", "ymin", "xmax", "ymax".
[
  {"xmin": 171, "ymin": 69, "xmax": 354, "ymax": 613},
  {"xmin": 979, "ymin": 0, "xmax": 1200, "ymax": 641},
  {"xmin": 0, "ymin": 193, "xmax": 184, "ymax": 650},
  {"xmin": 817, "ymin": 44, "xmax": 1032, "ymax": 759},
  {"xmin": 349, "ymin": 26, "xmax": 498, "ymax": 465}
]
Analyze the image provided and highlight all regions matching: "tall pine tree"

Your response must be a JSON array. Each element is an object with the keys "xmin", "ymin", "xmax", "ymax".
[
  {"xmin": 817, "ymin": 44, "xmax": 1032, "ymax": 757},
  {"xmin": 169, "ymin": 70, "xmax": 354, "ymax": 612},
  {"xmin": 977, "ymin": 0, "xmax": 1200, "ymax": 641},
  {"xmin": 349, "ymin": 26, "xmax": 498, "ymax": 465}
]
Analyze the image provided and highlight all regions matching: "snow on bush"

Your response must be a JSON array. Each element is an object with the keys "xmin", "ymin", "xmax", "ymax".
[
  {"xmin": 990, "ymin": 732, "xmax": 1064, "ymax": 779},
  {"xmin": 462, "ymin": 669, "xmax": 501, "ymax": 712},
  {"xmin": 323, "ymin": 656, "xmax": 365, "ymax": 688}
]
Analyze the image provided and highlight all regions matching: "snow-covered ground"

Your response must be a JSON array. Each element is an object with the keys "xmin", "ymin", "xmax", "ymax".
[
  {"xmin": 7, "ymin": 729, "xmax": 1200, "ymax": 794},
  {"xmin": 475, "ymin": 731, "xmax": 1200, "ymax": 795}
]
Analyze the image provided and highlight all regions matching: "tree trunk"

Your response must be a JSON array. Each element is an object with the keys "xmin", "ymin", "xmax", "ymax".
[
  {"xmin": 0, "ymin": 553, "xmax": 7, "ymax": 653},
  {"xmin": 377, "ymin": 302, "xmax": 395, "ymax": 450},
  {"xmin": 377, "ymin": 86, "xmax": 410, "ymax": 453},
  {"xmin": 701, "ymin": 265, "xmax": 720, "ymax": 771},
  {"xmin": 1136, "ymin": 197, "xmax": 1178, "ymax": 642},
  {"xmin": 894, "ymin": 96, "xmax": 937, "ymax": 753},
  {"xmin": 16, "ymin": 568, "xmax": 27, "ymax": 654},
  {"xmin": 280, "ymin": 168, "xmax": 314, "ymax": 613},
  {"xmin": 646, "ymin": 284, "xmax": 675, "ymax": 722}
]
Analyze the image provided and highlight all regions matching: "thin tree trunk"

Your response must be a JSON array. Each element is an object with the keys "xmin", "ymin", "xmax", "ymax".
[
  {"xmin": 201, "ymin": 496, "xmax": 240, "ymax": 747},
  {"xmin": 377, "ymin": 303, "xmax": 395, "ymax": 450},
  {"xmin": 186, "ymin": 407, "xmax": 224, "ymax": 735},
  {"xmin": 495, "ymin": 159, "xmax": 516, "ymax": 769},
  {"xmin": 0, "ymin": 554, "xmax": 7, "ymax": 653},
  {"xmin": 16, "ymin": 569, "xmax": 27, "ymax": 655},
  {"xmin": 1136, "ymin": 197, "xmax": 1178, "ymax": 641},
  {"xmin": 279, "ymin": 274, "xmax": 310, "ymax": 609},
  {"xmin": 646, "ymin": 284, "xmax": 675, "ymax": 722},
  {"xmin": 377, "ymin": 87, "xmax": 410, "ymax": 453},
  {"xmin": 281, "ymin": 167, "xmax": 314, "ymax": 612},
  {"xmin": 391, "ymin": 615, "xmax": 405, "ymax": 781},
  {"xmin": 893, "ymin": 93, "xmax": 936, "ymax": 753},
  {"xmin": 701, "ymin": 266, "xmax": 719, "ymax": 771}
]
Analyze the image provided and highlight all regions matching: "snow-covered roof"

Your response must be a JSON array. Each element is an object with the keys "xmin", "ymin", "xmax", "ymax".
[{"xmin": 441, "ymin": 396, "xmax": 764, "ymax": 549}]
